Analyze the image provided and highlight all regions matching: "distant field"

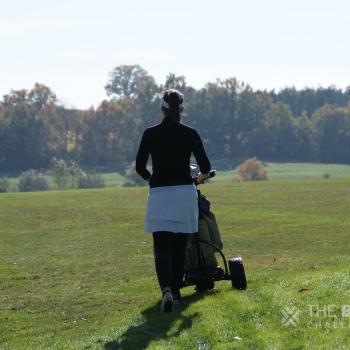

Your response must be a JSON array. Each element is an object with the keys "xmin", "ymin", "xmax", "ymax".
[
  {"xmin": 99, "ymin": 172, "xmax": 127, "ymax": 187},
  {"xmin": 210, "ymin": 162, "xmax": 350, "ymax": 184},
  {"xmin": 263, "ymin": 162, "xmax": 350, "ymax": 179},
  {"xmin": 1, "ymin": 179, "xmax": 350, "ymax": 349},
  {"xmin": 2, "ymin": 162, "xmax": 350, "ymax": 191}
]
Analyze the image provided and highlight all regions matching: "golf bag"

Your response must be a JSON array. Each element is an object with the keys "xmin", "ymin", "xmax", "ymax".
[{"xmin": 185, "ymin": 190, "xmax": 222, "ymax": 270}]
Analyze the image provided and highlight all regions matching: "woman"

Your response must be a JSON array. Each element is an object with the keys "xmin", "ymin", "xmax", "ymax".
[{"xmin": 136, "ymin": 89, "xmax": 211, "ymax": 312}]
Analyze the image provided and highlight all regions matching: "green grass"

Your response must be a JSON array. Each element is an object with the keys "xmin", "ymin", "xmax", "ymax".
[
  {"xmin": 3, "ymin": 162, "xmax": 350, "ymax": 191},
  {"xmin": 1, "ymin": 179, "xmax": 350, "ymax": 349},
  {"xmin": 263, "ymin": 162, "xmax": 350, "ymax": 179}
]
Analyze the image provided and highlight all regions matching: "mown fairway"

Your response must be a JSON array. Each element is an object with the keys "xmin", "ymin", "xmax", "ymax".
[
  {"xmin": 4, "ymin": 162, "xmax": 350, "ymax": 191},
  {"xmin": 1, "ymin": 180, "xmax": 350, "ymax": 350},
  {"xmin": 211, "ymin": 162, "xmax": 350, "ymax": 183}
]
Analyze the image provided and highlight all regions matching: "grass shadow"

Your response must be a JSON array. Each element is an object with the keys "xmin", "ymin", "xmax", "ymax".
[{"xmin": 104, "ymin": 291, "xmax": 211, "ymax": 350}]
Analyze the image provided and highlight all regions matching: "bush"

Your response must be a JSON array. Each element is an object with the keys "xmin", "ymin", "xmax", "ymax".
[
  {"xmin": 0, "ymin": 178, "xmax": 10, "ymax": 193},
  {"xmin": 123, "ymin": 161, "xmax": 149, "ymax": 187},
  {"xmin": 78, "ymin": 173, "xmax": 105, "ymax": 189},
  {"xmin": 18, "ymin": 170, "xmax": 49, "ymax": 192},
  {"xmin": 237, "ymin": 157, "xmax": 268, "ymax": 181},
  {"xmin": 51, "ymin": 157, "xmax": 84, "ymax": 189}
]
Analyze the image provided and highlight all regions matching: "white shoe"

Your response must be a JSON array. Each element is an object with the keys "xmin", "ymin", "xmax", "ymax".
[{"xmin": 161, "ymin": 287, "xmax": 174, "ymax": 312}]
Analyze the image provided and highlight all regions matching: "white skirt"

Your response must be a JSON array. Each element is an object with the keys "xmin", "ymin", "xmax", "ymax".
[{"xmin": 145, "ymin": 185, "xmax": 198, "ymax": 234}]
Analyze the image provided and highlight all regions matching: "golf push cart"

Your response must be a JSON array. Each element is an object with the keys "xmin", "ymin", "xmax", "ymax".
[{"xmin": 181, "ymin": 164, "xmax": 247, "ymax": 292}]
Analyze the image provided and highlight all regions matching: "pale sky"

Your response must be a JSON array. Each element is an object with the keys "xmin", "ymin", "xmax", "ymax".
[{"xmin": 1, "ymin": 0, "xmax": 349, "ymax": 109}]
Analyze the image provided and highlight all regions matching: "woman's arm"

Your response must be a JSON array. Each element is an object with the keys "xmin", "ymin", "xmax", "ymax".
[
  {"xmin": 192, "ymin": 130, "xmax": 211, "ymax": 175},
  {"xmin": 136, "ymin": 130, "xmax": 151, "ymax": 181}
]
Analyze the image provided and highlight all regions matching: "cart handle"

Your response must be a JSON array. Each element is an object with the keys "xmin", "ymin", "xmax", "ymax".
[{"xmin": 191, "ymin": 237, "xmax": 229, "ymax": 276}]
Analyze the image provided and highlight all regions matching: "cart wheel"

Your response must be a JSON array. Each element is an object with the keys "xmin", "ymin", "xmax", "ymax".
[
  {"xmin": 228, "ymin": 257, "xmax": 247, "ymax": 290},
  {"xmin": 195, "ymin": 279, "xmax": 215, "ymax": 292}
]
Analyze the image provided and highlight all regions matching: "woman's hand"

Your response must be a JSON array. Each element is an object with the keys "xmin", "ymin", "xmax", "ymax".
[{"xmin": 196, "ymin": 173, "xmax": 209, "ymax": 184}]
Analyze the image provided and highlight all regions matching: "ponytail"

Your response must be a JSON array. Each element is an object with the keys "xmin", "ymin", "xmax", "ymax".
[
  {"xmin": 168, "ymin": 91, "xmax": 181, "ymax": 124},
  {"xmin": 161, "ymin": 89, "xmax": 184, "ymax": 125}
]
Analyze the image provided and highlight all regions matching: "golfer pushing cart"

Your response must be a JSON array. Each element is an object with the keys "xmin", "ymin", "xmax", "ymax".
[{"xmin": 136, "ymin": 89, "xmax": 246, "ymax": 313}]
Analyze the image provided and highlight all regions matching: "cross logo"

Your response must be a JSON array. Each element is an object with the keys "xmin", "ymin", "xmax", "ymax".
[{"xmin": 282, "ymin": 306, "xmax": 300, "ymax": 327}]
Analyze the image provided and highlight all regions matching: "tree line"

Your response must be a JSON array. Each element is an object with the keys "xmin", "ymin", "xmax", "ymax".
[{"xmin": 1, "ymin": 65, "xmax": 350, "ymax": 174}]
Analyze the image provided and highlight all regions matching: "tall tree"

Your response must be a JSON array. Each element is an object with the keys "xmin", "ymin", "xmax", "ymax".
[
  {"xmin": 105, "ymin": 65, "xmax": 156, "ymax": 99},
  {"xmin": 263, "ymin": 102, "xmax": 298, "ymax": 159},
  {"xmin": 312, "ymin": 105, "xmax": 350, "ymax": 163},
  {"xmin": 294, "ymin": 111, "xmax": 315, "ymax": 161},
  {"xmin": 0, "ymin": 84, "xmax": 65, "ymax": 171},
  {"xmin": 78, "ymin": 99, "xmax": 141, "ymax": 169},
  {"xmin": 164, "ymin": 73, "xmax": 187, "ymax": 92}
]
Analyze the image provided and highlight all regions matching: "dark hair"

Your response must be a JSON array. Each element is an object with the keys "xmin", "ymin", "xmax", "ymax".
[{"xmin": 162, "ymin": 89, "xmax": 183, "ymax": 125}]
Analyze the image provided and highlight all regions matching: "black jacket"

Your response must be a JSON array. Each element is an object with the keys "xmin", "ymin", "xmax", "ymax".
[{"xmin": 136, "ymin": 117, "xmax": 211, "ymax": 188}]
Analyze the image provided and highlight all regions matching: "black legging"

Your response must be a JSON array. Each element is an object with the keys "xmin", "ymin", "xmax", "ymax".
[{"xmin": 152, "ymin": 231, "xmax": 189, "ymax": 293}]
